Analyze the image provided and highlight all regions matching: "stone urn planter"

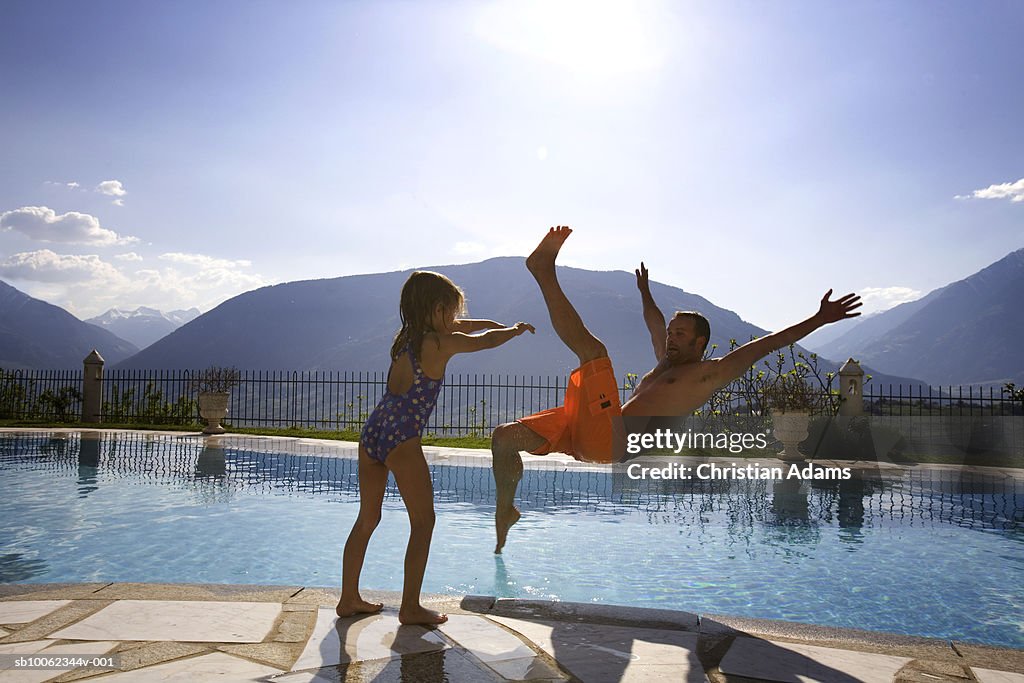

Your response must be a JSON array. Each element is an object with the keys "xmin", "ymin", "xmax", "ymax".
[
  {"xmin": 192, "ymin": 366, "xmax": 241, "ymax": 435},
  {"xmin": 772, "ymin": 411, "xmax": 811, "ymax": 462},
  {"xmin": 198, "ymin": 391, "xmax": 230, "ymax": 435},
  {"xmin": 766, "ymin": 372, "xmax": 824, "ymax": 462}
]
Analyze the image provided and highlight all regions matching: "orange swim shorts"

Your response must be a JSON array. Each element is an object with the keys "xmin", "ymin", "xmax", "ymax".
[{"xmin": 517, "ymin": 357, "xmax": 623, "ymax": 464}]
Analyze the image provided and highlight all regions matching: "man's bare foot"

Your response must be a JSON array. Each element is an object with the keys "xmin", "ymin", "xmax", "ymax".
[
  {"xmin": 335, "ymin": 598, "xmax": 383, "ymax": 618},
  {"xmin": 494, "ymin": 506, "xmax": 521, "ymax": 554},
  {"xmin": 398, "ymin": 606, "xmax": 448, "ymax": 625},
  {"xmin": 526, "ymin": 225, "xmax": 572, "ymax": 276}
]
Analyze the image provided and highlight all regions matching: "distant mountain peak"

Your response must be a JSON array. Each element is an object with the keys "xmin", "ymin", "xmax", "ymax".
[
  {"xmin": 0, "ymin": 279, "xmax": 137, "ymax": 369},
  {"xmin": 86, "ymin": 306, "xmax": 201, "ymax": 350}
]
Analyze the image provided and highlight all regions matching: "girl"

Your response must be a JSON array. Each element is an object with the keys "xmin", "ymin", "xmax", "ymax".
[{"xmin": 337, "ymin": 270, "xmax": 534, "ymax": 625}]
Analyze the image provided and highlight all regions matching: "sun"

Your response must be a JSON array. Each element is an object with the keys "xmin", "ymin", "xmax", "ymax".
[{"xmin": 475, "ymin": 0, "xmax": 666, "ymax": 79}]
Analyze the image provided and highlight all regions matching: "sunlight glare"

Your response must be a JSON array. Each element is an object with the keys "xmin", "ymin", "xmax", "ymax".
[{"xmin": 475, "ymin": 0, "xmax": 666, "ymax": 78}]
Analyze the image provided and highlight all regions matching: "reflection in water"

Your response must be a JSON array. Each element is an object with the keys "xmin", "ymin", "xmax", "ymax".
[
  {"xmin": 77, "ymin": 434, "xmax": 101, "ymax": 497},
  {"xmin": 196, "ymin": 445, "xmax": 226, "ymax": 478},
  {"xmin": 2, "ymin": 433, "xmax": 1022, "ymax": 540},
  {"xmin": 0, "ymin": 552, "xmax": 48, "ymax": 582},
  {"xmin": 493, "ymin": 554, "xmax": 518, "ymax": 599}
]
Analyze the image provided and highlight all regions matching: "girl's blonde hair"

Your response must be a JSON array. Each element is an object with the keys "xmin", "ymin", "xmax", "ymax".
[{"xmin": 391, "ymin": 271, "xmax": 466, "ymax": 361}]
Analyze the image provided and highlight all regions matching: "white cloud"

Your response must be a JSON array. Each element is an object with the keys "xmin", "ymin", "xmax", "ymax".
[
  {"xmin": 0, "ymin": 206, "xmax": 138, "ymax": 245},
  {"xmin": 1, "ymin": 248, "xmax": 270, "ymax": 318},
  {"xmin": 956, "ymin": 177, "xmax": 1024, "ymax": 203},
  {"xmin": 112, "ymin": 199, "xmax": 125, "ymax": 207},
  {"xmin": 96, "ymin": 180, "xmax": 127, "ymax": 197},
  {"xmin": 67, "ymin": 182, "xmax": 80, "ymax": 189},
  {"xmin": 0, "ymin": 249, "xmax": 127, "ymax": 284},
  {"xmin": 859, "ymin": 286, "xmax": 923, "ymax": 311},
  {"xmin": 159, "ymin": 252, "xmax": 253, "ymax": 269}
]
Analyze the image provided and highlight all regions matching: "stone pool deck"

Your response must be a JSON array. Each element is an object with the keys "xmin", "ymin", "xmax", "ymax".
[{"xmin": 0, "ymin": 582, "xmax": 1022, "ymax": 683}]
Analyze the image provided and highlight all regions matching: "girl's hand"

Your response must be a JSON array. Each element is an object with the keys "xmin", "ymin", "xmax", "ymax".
[{"xmin": 513, "ymin": 322, "xmax": 535, "ymax": 335}]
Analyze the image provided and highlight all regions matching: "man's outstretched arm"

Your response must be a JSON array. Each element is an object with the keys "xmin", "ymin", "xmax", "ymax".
[
  {"xmin": 708, "ymin": 289, "xmax": 862, "ymax": 388},
  {"xmin": 636, "ymin": 262, "xmax": 667, "ymax": 362}
]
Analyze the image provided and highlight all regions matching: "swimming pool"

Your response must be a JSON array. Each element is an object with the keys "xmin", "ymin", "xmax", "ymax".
[{"xmin": 1, "ymin": 431, "xmax": 1022, "ymax": 648}]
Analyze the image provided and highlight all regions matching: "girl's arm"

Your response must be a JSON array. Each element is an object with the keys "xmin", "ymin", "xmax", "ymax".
[
  {"xmin": 440, "ymin": 323, "xmax": 535, "ymax": 356},
  {"xmin": 450, "ymin": 319, "xmax": 503, "ymax": 333}
]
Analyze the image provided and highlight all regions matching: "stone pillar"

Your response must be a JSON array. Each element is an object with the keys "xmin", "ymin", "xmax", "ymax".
[
  {"xmin": 838, "ymin": 358, "xmax": 864, "ymax": 416},
  {"xmin": 82, "ymin": 349, "xmax": 105, "ymax": 423}
]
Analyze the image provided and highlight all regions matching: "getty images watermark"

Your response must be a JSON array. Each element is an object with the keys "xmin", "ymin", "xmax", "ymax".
[{"xmin": 622, "ymin": 428, "xmax": 852, "ymax": 481}]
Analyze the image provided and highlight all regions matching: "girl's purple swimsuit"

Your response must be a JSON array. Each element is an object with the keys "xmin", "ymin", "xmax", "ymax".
[{"xmin": 360, "ymin": 344, "xmax": 444, "ymax": 463}]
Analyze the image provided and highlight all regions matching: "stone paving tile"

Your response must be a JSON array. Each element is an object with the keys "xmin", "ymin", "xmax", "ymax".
[
  {"xmin": 955, "ymin": 643, "xmax": 1024, "ymax": 674},
  {"xmin": 51, "ymin": 600, "xmax": 280, "ymax": 643},
  {"xmin": 291, "ymin": 609, "xmax": 447, "ymax": 671},
  {"xmin": 220, "ymin": 641, "xmax": 305, "ymax": 671},
  {"xmin": 0, "ymin": 600, "xmax": 71, "ymax": 625},
  {"xmin": 0, "ymin": 639, "xmax": 54, "ymax": 657},
  {"xmin": 278, "ymin": 648, "xmax": 501, "ymax": 682},
  {"xmin": 719, "ymin": 636, "xmax": 912, "ymax": 683},
  {"xmin": 490, "ymin": 615, "xmax": 706, "ymax": 682},
  {"xmin": 0, "ymin": 640, "xmax": 118, "ymax": 683},
  {"xmin": 973, "ymin": 668, "xmax": 1024, "ymax": 683},
  {"xmin": 285, "ymin": 588, "xmax": 341, "ymax": 607},
  {"xmin": 436, "ymin": 615, "xmax": 564, "ymax": 680},
  {"xmin": 274, "ymin": 609, "xmax": 318, "ymax": 643},
  {"xmin": 702, "ymin": 613, "xmax": 959, "ymax": 660},
  {"xmin": 89, "ymin": 651, "xmax": 285, "ymax": 681},
  {"xmin": 895, "ymin": 658, "xmax": 973, "ymax": 682},
  {"xmin": 2, "ymin": 601, "xmax": 113, "ymax": 644},
  {"xmin": 0, "ymin": 585, "xmax": 108, "ymax": 601},
  {"xmin": 91, "ymin": 582, "xmax": 300, "ymax": 602},
  {"xmin": 52, "ymin": 640, "xmax": 212, "ymax": 681}
]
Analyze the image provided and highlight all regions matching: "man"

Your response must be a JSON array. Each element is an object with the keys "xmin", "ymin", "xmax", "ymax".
[{"xmin": 492, "ymin": 226, "xmax": 861, "ymax": 552}]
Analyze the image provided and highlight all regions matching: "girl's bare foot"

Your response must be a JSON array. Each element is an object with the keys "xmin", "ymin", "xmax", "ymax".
[
  {"xmin": 494, "ymin": 506, "xmax": 521, "ymax": 554},
  {"xmin": 398, "ymin": 606, "xmax": 448, "ymax": 625},
  {"xmin": 526, "ymin": 225, "xmax": 572, "ymax": 275},
  {"xmin": 336, "ymin": 598, "xmax": 383, "ymax": 618}
]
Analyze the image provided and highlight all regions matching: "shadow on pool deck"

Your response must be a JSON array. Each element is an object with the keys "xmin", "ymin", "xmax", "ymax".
[{"xmin": 0, "ymin": 582, "xmax": 1023, "ymax": 682}]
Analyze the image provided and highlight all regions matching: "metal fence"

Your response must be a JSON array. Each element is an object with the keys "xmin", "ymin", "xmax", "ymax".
[
  {"xmin": 864, "ymin": 384, "xmax": 1024, "ymax": 416},
  {"xmin": 2, "ymin": 367, "xmax": 1023, "ymax": 435}
]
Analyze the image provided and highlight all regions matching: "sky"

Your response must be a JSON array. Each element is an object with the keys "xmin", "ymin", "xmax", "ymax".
[{"xmin": 0, "ymin": 0, "xmax": 1021, "ymax": 330}]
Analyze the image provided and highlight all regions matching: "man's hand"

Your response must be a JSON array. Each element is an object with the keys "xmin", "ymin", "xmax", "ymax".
[
  {"xmin": 512, "ymin": 322, "xmax": 536, "ymax": 335},
  {"xmin": 816, "ymin": 290, "xmax": 862, "ymax": 324},
  {"xmin": 635, "ymin": 262, "xmax": 651, "ymax": 294}
]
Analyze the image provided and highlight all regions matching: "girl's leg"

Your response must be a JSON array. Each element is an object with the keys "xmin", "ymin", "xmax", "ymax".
[
  {"xmin": 385, "ymin": 439, "xmax": 447, "ymax": 625},
  {"xmin": 338, "ymin": 445, "xmax": 389, "ymax": 617}
]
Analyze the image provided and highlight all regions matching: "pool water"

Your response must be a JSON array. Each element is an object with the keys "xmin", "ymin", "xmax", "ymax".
[{"xmin": 1, "ymin": 432, "xmax": 1022, "ymax": 648}]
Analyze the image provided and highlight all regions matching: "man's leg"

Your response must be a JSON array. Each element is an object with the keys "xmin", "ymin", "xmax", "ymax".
[
  {"xmin": 492, "ymin": 227, "xmax": 612, "ymax": 553},
  {"xmin": 526, "ymin": 226, "xmax": 608, "ymax": 365},
  {"xmin": 492, "ymin": 421, "xmax": 546, "ymax": 554}
]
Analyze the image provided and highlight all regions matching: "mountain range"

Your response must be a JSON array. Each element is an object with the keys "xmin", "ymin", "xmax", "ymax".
[
  {"xmin": 86, "ymin": 307, "xmax": 201, "ymax": 349},
  {"xmin": 2, "ymin": 246, "xmax": 1021, "ymax": 387},
  {"xmin": 802, "ymin": 248, "xmax": 1024, "ymax": 386},
  {"xmin": 112, "ymin": 257, "xmax": 920, "ymax": 386},
  {"xmin": 0, "ymin": 280, "xmax": 138, "ymax": 370}
]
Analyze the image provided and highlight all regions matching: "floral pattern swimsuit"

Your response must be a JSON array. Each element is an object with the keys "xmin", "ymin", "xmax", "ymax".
[{"xmin": 360, "ymin": 345, "xmax": 444, "ymax": 463}]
